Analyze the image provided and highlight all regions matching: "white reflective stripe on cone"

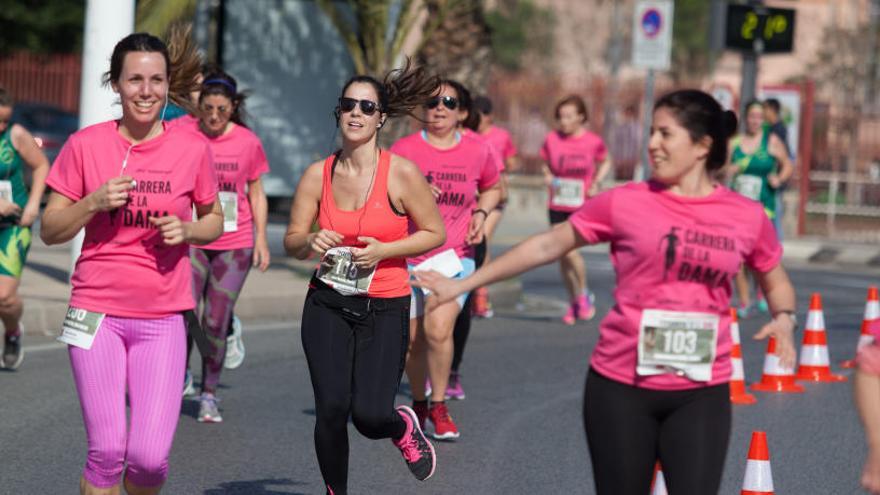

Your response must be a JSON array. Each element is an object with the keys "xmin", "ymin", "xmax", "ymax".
[
  {"xmin": 742, "ymin": 460, "xmax": 774, "ymax": 491},
  {"xmin": 858, "ymin": 334, "xmax": 876, "ymax": 351},
  {"xmin": 651, "ymin": 469, "xmax": 668, "ymax": 495},
  {"xmin": 731, "ymin": 322, "xmax": 742, "ymax": 345},
  {"xmin": 763, "ymin": 353, "xmax": 795, "ymax": 375},
  {"xmin": 866, "ymin": 302, "xmax": 880, "ymax": 320},
  {"xmin": 805, "ymin": 310, "xmax": 825, "ymax": 331},
  {"xmin": 799, "ymin": 344, "xmax": 830, "ymax": 366},
  {"xmin": 732, "ymin": 357, "xmax": 745, "ymax": 380}
]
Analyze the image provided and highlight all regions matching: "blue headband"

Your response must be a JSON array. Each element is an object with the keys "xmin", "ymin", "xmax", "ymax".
[{"xmin": 203, "ymin": 78, "xmax": 237, "ymax": 93}]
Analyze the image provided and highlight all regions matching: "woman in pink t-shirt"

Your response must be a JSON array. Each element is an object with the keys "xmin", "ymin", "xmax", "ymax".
[
  {"xmin": 541, "ymin": 95, "xmax": 612, "ymax": 325},
  {"xmin": 40, "ymin": 33, "xmax": 223, "ymax": 494},
  {"xmin": 391, "ymin": 80, "xmax": 502, "ymax": 441},
  {"xmin": 415, "ymin": 89, "xmax": 798, "ymax": 495},
  {"xmin": 182, "ymin": 69, "xmax": 271, "ymax": 423}
]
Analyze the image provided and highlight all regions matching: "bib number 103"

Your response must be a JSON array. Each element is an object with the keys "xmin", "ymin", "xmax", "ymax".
[{"xmin": 658, "ymin": 328, "xmax": 698, "ymax": 355}]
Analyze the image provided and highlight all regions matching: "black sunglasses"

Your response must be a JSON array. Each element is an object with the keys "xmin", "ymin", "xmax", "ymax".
[
  {"xmin": 338, "ymin": 97, "xmax": 380, "ymax": 116},
  {"xmin": 425, "ymin": 96, "xmax": 459, "ymax": 110}
]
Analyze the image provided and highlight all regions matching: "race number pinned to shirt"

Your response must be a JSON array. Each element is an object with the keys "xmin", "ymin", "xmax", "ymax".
[
  {"xmin": 57, "ymin": 306, "xmax": 106, "ymax": 350},
  {"xmin": 734, "ymin": 175, "xmax": 763, "ymax": 202},
  {"xmin": 0, "ymin": 180, "xmax": 13, "ymax": 203},
  {"xmin": 637, "ymin": 309, "xmax": 719, "ymax": 382},
  {"xmin": 551, "ymin": 177, "xmax": 585, "ymax": 208},
  {"xmin": 412, "ymin": 249, "xmax": 465, "ymax": 295},
  {"xmin": 218, "ymin": 191, "xmax": 238, "ymax": 232},
  {"xmin": 317, "ymin": 247, "xmax": 377, "ymax": 296}
]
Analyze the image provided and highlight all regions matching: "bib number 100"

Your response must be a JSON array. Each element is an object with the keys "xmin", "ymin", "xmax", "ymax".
[{"xmin": 659, "ymin": 329, "xmax": 698, "ymax": 355}]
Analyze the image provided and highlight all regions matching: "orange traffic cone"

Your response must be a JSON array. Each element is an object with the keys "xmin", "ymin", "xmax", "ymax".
[
  {"xmin": 729, "ymin": 308, "xmax": 758, "ymax": 404},
  {"xmin": 841, "ymin": 286, "xmax": 879, "ymax": 368},
  {"xmin": 750, "ymin": 337, "xmax": 805, "ymax": 393},
  {"xmin": 741, "ymin": 431, "xmax": 774, "ymax": 495},
  {"xmin": 796, "ymin": 293, "xmax": 847, "ymax": 382},
  {"xmin": 650, "ymin": 461, "xmax": 668, "ymax": 495}
]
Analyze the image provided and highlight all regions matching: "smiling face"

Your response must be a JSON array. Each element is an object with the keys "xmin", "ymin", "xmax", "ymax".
[
  {"xmin": 111, "ymin": 51, "xmax": 169, "ymax": 128},
  {"xmin": 338, "ymin": 81, "xmax": 384, "ymax": 145},
  {"xmin": 425, "ymin": 84, "xmax": 466, "ymax": 136},
  {"xmin": 199, "ymin": 94, "xmax": 234, "ymax": 136},
  {"xmin": 557, "ymin": 103, "xmax": 585, "ymax": 136},
  {"xmin": 648, "ymin": 106, "xmax": 711, "ymax": 185}
]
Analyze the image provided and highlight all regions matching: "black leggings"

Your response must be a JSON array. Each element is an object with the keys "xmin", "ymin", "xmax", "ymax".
[
  {"xmin": 451, "ymin": 239, "xmax": 487, "ymax": 372},
  {"xmin": 301, "ymin": 280, "xmax": 410, "ymax": 495},
  {"xmin": 583, "ymin": 369, "xmax": 731, "ymax": 495}
]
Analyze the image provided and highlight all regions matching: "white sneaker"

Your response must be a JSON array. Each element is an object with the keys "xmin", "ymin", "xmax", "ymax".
[
  {"xmin": 224, "ymin": 315, "xmax": 245, "ymax": 370},
  {"xmin": 183, "ymin": 369, "xmax": 197, "ymax": 398},
  {"xmin": 197, "ymin": 393, "xmax": 223, "ymax": 423}
]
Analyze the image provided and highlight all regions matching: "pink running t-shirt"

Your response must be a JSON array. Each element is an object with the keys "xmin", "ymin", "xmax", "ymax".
[
  {"xmin": 541, "ymin": 130, "xmax": 608, "ymax": 212},
  {"xmin": 391, "ymin": 131, "xmax": 500, "ymax": 264},
  {"xmin": 568, "ymin": 181, "xmax": 782, "ymax": 390},
  {"xmin": 481, "ymin": 126, "xmax": 517, "ymax": 170},
  {"xmin": 47, "ymin": 120, "xmax": 218, "ymax": 318},
  {"xmin": 184, "ymin": 121, "xmax": 270, "ymax": 250}
]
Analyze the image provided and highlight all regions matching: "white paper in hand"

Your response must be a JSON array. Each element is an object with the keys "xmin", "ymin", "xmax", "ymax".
[{"xmin": 412, "ymin": 249, "xmax": 464, "ymax": 295}]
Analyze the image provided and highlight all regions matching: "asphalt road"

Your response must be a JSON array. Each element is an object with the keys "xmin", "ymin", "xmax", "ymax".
[{"xmin": 0, "ymin": 250, "xmax": 873, "ymax": 494}]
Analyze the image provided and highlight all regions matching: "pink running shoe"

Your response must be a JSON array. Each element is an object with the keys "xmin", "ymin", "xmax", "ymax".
[
  {"xmin": 576, "ymin": 293, "xmax": 596, "ymax": 320},
  {"xmin": 562, "ymin": 303, "xmax": 577, "ymax": 325},
  {"xmin": 445, "ymin": 371, "xmax": 465, "ymax": 400}
]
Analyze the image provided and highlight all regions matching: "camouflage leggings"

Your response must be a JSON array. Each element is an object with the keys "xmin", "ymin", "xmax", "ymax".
[{"xmin": 191, "ymin": 247, "xmax": 253, "ymax": 393}]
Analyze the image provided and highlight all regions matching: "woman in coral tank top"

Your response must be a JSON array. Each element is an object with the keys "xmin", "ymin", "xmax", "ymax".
[{"xmin": 284, "ymin": 60, "xmax": 445, "ymax": 495}]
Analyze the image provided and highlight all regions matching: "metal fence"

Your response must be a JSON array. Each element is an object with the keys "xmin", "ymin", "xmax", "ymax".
[{"xmin": 0, "ymin": 52, "xmax": 81, "ymax": 112}]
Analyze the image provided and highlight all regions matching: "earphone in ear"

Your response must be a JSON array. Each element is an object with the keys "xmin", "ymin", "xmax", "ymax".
[{"xmin": 333, "ymin": 108, "xmax": 341, "ymax": 127}]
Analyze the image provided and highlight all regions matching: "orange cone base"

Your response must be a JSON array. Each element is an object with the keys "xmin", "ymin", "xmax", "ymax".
[
  {"xmin": 731, "ymin": 392, "xmax": 758, "ymax": 405},
  {"xmin": 730, "ymin": 382, "xmax": 757, "ymax": 404},
  {"xmin": 796, "ymin": 366, "xmax": 848, "ymax": 382},
  {"xmin": 750, "ymin": 376, "xmax": 805, "ymax": 393},
  {"xmin": 840, "ymin": 359, "xmax": 857, "ymax": 369}
]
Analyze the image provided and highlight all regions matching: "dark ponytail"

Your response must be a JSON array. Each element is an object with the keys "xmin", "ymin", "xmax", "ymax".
[
  {"xmin": 654, "ymin": 89, "xmax": 738, "ymax": 171},
  {"xmin": 338, "ymin": 58, "xmax": 440, "ymax": 124},
  {"xmin": 199, "ymin": 67, "xmax": 249, "ymax": 127}
]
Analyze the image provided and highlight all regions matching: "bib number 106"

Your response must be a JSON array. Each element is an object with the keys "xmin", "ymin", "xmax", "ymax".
[{"xmin": 659, "ymin": 329, "xmax": 698, "ymax": 355}]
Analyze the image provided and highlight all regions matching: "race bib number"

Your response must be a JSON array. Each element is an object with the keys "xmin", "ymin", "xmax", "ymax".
[
  {"xmin": 219, "ymin": 191, "xmax": 238, "ymax": 232},
  {"xmin": 550, "ymin": 178, "xmax": 585, "ymax": 208},
  {"xmin": 57, "ymin": 306, "xmax": 106, "ymax": 350},
  {"xmin": 637, "ymin": 309, "xmax": 719, "ymax": 382},
  {"xmin": 317, "ymin": 247, "xmax": 376, "ymax": 296},
  {"xmin": 0, "ymin": 180, "xmax": 13, "ymax": 203},
  {"xmin": 734, "ymin": 175, "xmax": 763, "ymax": 201}
]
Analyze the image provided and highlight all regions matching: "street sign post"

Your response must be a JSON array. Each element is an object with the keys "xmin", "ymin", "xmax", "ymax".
[{"xmin": 632, "ymin": 0, "xmax": 674, "ymax": 181}]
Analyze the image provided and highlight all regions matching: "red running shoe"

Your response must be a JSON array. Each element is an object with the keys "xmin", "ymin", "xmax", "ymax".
[
  {"xmin": 428, "ymin": 402, "xmax": 460, "ymax": 440},
  {"xmin": 412, "ymin": 401, "xmax": 429, "ymax": 431}
]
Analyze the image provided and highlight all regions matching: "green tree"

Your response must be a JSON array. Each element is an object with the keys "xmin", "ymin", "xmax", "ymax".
[
  {"xmin": 670, "ymin": 0, "xmax": 712, "ymax": 82},
  {"xmin": 0, "ymin": 0, "xmax": 85, "ymax": 54},
  {"xmin": 418, "ymin": 0, "xmax": 492, "ymax": 92},
  {"xmin": 136, "ymin": 0, "xmax": 197, "ymax": 37},
  {"xmin": 484, "ymin": 0, "xmax": 554, "ymax": 73}
]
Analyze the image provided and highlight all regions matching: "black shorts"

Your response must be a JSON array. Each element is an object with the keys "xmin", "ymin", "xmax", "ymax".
[{"xmin": 548, "ymin": 209, "xmax": 573, "ymax": 225}]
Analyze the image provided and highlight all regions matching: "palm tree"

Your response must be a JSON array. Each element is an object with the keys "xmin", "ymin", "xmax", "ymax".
[{"xmin": 417, "ymin": 0, "xmax": 492, "ymax": 95}]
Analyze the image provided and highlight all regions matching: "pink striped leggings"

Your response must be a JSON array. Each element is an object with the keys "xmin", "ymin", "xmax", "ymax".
[{"xmin": 68, "ymin": 314, "xmax": 186, "ymax": 488}]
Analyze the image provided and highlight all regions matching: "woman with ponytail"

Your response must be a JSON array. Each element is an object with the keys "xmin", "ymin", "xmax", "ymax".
[
  {"xmin": 41, "ymin": 32, "xmax": 222, "ymax": 494},
  {"xmin": 284, "ymin": 60, "xmax": 445, "ymax": 494},
  {"xmin": 182, "ymin": 68, "xmax": 270, "ymax": 423},
  {"xmin": 414, "ymin": 89, "xmax": 797, "ymax": 495}
]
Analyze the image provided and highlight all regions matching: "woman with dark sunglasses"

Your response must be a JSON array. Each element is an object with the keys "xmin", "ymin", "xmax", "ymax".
[
  {"xmin": 284, "ymin": 60, "xmax": 445, "ymax": 495},
  {"xmin": 390, "ymin": 80, "xmax": 503, "ymax": 441}
]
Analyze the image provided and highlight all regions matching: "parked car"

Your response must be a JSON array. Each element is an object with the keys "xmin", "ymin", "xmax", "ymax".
[
  {"xmin": 11, "ymin": 102, "xmax": 78, "ymax": 195},
  {"xmin": 12, "ymin": 102, "xmax": 78, "ymax": 164}
]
